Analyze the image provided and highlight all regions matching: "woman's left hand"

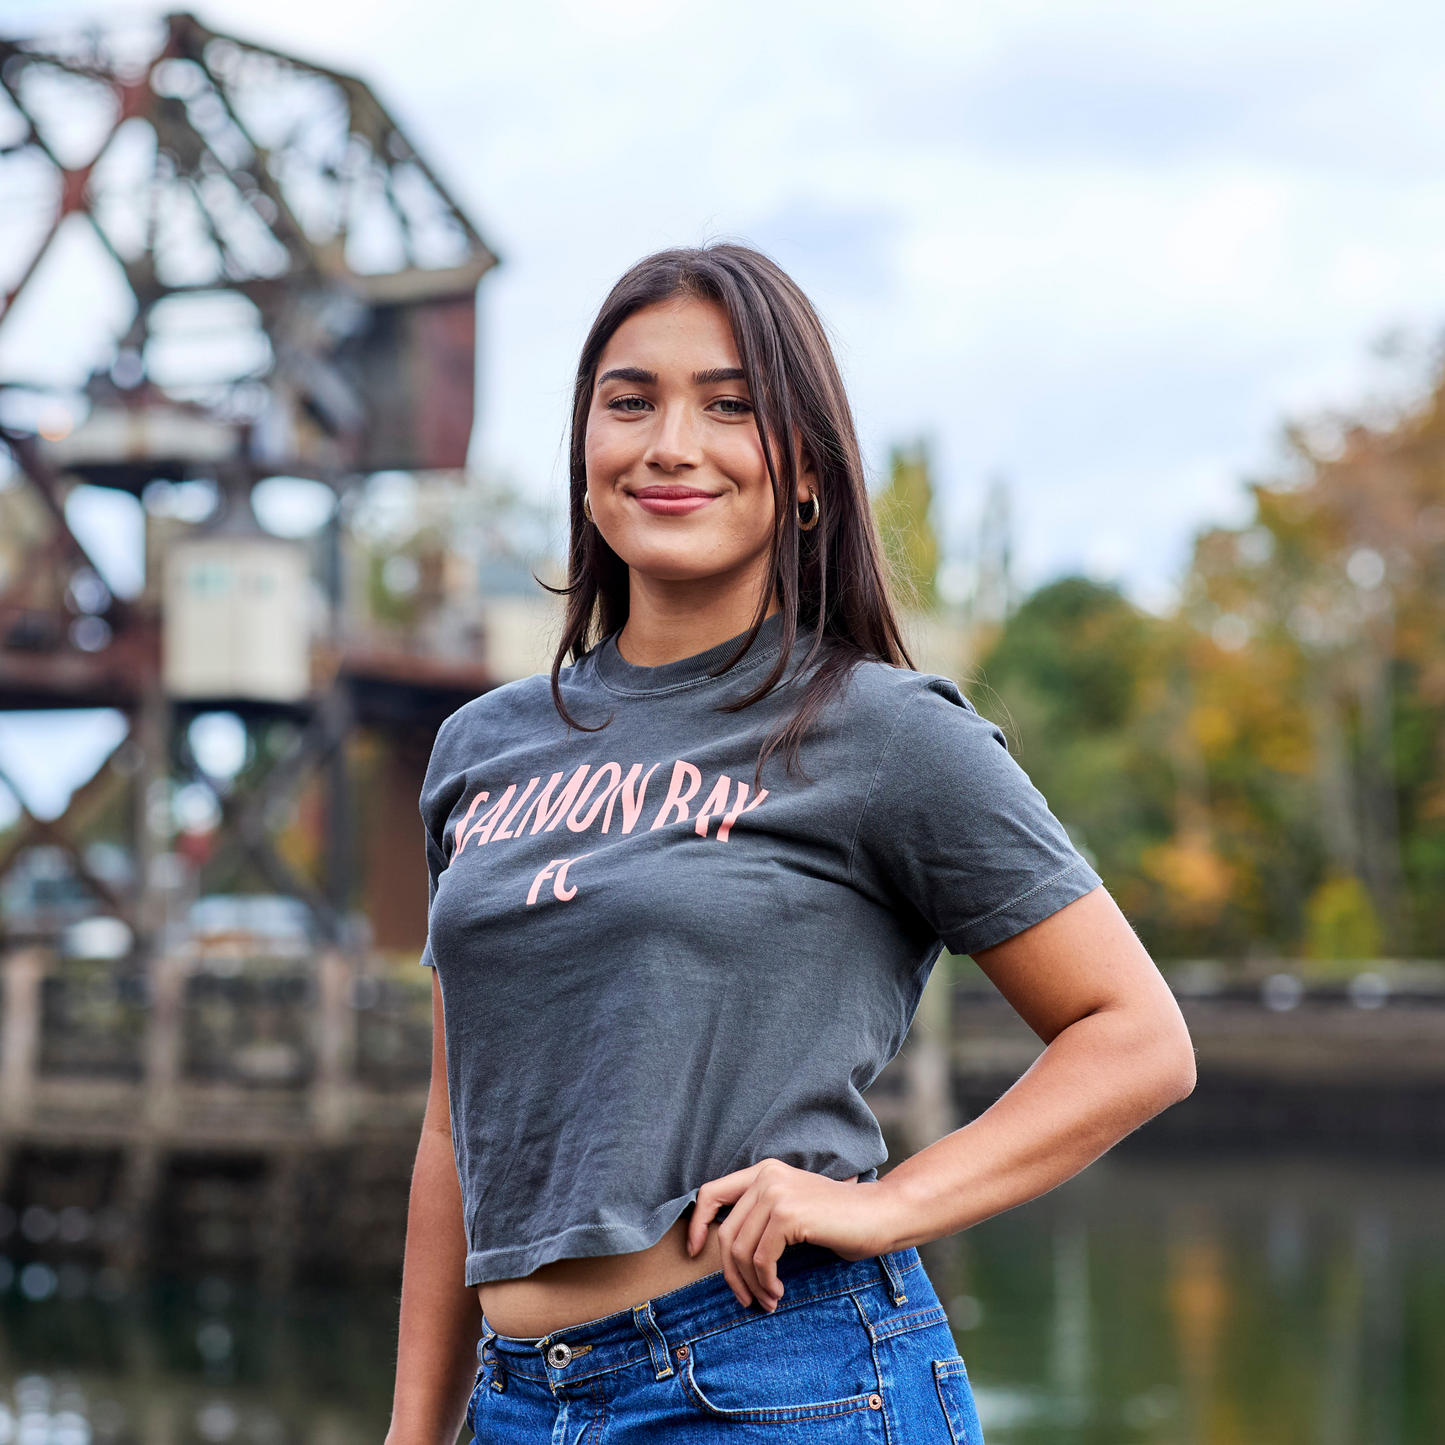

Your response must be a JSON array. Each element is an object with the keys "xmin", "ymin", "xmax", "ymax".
[{"xmin": 686, "ymin": 1160, "xmax": 898, "ymax": 1312}]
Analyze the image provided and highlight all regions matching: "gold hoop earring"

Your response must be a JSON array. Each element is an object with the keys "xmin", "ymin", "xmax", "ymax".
[
  {"xmin": 798, "ymin": 490, "xmax": 820, "ymax": 532},
  {"xmin": 582, "ymin": 493, "xmax": 594, "ymax": 524}
]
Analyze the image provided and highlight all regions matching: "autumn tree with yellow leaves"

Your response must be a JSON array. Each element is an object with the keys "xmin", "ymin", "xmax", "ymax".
[{"xmin": 975, "ymin": 360, "xmax": 1445, "ymax": 962}]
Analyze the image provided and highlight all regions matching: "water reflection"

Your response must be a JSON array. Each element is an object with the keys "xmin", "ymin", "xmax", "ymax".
[
  {"xmin": 0, "ymin": 1280, "xmax": 395, "ymax": 1445},
  {"xmin": 951, "ymin": 1154, "xmax": 1445, "ymax": 1444},
  {"xmin": 0, "ymin": 1155, "xmax": 1438, "ymax": 1444}
]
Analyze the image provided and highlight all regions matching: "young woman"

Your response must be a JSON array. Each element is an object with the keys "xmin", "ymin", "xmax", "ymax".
[{"xmin": 388, "ymin": 244, "xmax": 1195, "ymax": 1444}]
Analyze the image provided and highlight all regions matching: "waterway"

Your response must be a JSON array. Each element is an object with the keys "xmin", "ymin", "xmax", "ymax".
[{"xmin": 0, "ymin": 1154, "xmax": 1438, "ymax": 1444}]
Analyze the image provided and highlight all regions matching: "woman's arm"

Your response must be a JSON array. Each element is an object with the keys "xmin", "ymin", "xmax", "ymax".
[
  {"xmin": 688, "ymin": 886, "xmax": 1196, "ymax": 1310},
  {"xmin": 386, "ymin": 972, "xmax": 485, "ymax": 1445}
]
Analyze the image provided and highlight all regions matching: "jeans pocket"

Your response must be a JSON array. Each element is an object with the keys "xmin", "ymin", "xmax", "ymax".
[
  {"xmin": 933, "ymin": 1358, "xmax": 983, "ymax": 1445},
  {"xmin": 681, "ymin": 1294, "xmax": 885, "ymax": 1426}
]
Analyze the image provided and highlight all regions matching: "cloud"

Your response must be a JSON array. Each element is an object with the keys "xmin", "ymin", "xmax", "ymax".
[{"xmin": 10, "ymin": 0, "xmax": 1445, "ymax": 603}]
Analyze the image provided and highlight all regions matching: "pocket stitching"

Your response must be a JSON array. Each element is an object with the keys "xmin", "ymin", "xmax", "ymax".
[
  {"xmin": 681, "ymin": 1278, "xmax": 868, "ymax": 1353},
  {"xmin": 932, "ymin": 1357, "xmax": 974, "ymax": 1445},
  {"xmin": 681, "ymin": 1354, "xmax": 875, "ymax": 1424},
  {"xmin": 870, "ymin": 1304, "xmax": 950, "ymax": 1342}
]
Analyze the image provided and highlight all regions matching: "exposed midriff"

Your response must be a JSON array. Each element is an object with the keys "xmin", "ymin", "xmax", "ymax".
[{"xmin": 478, "ymin": 1216, "xmax": 722, "ymax": 1338}]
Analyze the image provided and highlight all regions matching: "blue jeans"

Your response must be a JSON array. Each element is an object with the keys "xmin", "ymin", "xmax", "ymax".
[{"xmin": 469, "ymin": 1245, "xmax": 984, "ymax": 1442}]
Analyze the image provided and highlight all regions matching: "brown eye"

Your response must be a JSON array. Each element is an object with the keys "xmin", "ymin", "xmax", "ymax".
[{"xmin": 610, "ymin": 395, "xmax": 650, "ymax": 412}]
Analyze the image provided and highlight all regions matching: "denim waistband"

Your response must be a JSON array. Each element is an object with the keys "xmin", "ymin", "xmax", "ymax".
[{"xmin": 480, "ymin": 1246, "xmax": 922, "ymax": 1392}]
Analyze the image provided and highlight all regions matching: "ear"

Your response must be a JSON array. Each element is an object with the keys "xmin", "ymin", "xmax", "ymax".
[{"xmin": 795, "ymin": 443, "xmax": 817, "ymax": 505}]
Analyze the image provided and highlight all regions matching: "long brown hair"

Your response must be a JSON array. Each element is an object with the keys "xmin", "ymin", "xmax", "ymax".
[{"xmin": 549, "ymin": 243, "xmax": 913, "ymax": 772}]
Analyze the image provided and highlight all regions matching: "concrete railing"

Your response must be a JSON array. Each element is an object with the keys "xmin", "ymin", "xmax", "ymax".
[{"xmin": 0, "ymin": 946, "xmax": 432, "ymax": 1149}]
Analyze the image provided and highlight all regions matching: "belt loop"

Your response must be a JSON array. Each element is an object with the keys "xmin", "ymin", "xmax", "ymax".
[
  {"xmin": 879, "ymin": 1251, "xmax": 908, "ymax": 1306},
  {"xmin": 632, "ymin": 1301, "xmax": 675, "ymax": 1379},
  {"xmin": 478, "ymin": 1327, "xmax": 505, "ymax": 1392}
]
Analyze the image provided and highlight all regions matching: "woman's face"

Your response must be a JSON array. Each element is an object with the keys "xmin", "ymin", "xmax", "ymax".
[{"xmin": 584, "ymin": 297, "xmax": 810, "ymax": 588}]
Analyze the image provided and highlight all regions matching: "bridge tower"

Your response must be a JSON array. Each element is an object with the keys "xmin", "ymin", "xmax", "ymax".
[{"xmin": 0, "ymin": 12, "xmax": 499, "ymax": 1283}]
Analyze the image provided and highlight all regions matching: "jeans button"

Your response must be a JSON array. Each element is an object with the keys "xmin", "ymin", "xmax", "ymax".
[{"xmin": 546, "ymin": 1342, "xmax": 573, "ymax": 1369}]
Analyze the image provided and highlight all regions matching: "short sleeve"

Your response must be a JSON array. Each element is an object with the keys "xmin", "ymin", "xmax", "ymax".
[
  {"xmin": 849, "ymin": 677, "xmax": 1101, "ymax": 955},
  {"xmin": 418, "ymin": 719, "xmax": 465, "ymax": 969},
  {"xmin": 417, "ymin": 826, "xmax": 445, "ymax": 967}
]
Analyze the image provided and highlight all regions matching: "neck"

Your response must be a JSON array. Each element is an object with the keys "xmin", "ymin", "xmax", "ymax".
[{"xmin": 617, "ymin": 557, "xmax": 777, "ymax": 667}]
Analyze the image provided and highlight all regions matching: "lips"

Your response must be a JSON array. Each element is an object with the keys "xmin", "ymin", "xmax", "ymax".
[{"xmin": 629, "ymin": 484, "xmax": 719, "ymax": 516}]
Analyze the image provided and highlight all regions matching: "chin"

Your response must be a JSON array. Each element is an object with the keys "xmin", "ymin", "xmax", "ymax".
[
  {"xmin": 606, "ymin": 533, "xmax": 712, "ymax": 577},
  {"xmin": 623, "ymin": 554, "xmax": 728, "ymax": 585}
]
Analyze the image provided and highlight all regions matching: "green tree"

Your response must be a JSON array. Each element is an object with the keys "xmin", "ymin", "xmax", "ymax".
[
  {"xmin": 982, "ymin": 576, "xmax": 1147, "ymax": 734},
  {"xmin": 974, "ymin": 579, "xmax": 1197, "ymax": 949}
]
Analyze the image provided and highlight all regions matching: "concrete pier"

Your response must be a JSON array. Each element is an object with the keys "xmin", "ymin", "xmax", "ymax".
[
  {"xmin": 3, "ymin": 945, "xmax": 1442, "ymax": 1286},
  {"xmin": 0, "ymin": 943, "xmax": 428, "ymax": 1285}
]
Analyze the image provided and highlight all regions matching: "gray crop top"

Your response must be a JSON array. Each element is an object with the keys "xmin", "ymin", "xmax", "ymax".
[{"xmin": 419, "ymin": 615, "xmax": 1100, "ymax": 1285}]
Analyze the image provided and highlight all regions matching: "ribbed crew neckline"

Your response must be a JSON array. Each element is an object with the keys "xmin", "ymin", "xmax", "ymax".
[{"xmin": 592, "ymin": 611, "xmax": 789, "ymax": 695}]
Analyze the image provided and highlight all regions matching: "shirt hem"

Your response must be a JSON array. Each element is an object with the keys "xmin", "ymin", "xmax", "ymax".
[
  {"xmin": 464, "ymin": 1159, "xmax": 885, "ymax": 1287},
  {"xmin": 947, "ymin": 860, "xmax": 1103, "ymax": 956},
  {"xmin": 465, "ymin": 1191, "xmax": 698, "ymax": 1287}
]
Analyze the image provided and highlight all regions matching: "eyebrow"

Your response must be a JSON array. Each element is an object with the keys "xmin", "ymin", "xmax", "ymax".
[
  {"xmin": 597, "ymin": 366, "xmax": 657, "ymax": 386},
  {"xmin": 595, "ymin": 366, "xmax": 749, "ymax": 388}
]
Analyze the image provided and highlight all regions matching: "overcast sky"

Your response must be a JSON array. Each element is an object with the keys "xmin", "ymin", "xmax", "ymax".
[
  {"xmin": 4, "ymin": 0, "xmax": 1445, "ymax": 822},
  {"xmin": 7, "ymin": 0, "xmax": 1445, "ymax": 605}
]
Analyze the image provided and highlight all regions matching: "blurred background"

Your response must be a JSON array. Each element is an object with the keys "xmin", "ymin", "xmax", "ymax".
[{"xmin": 0, "ymin": 3, "xmax": 1442, "ymax": 1443}]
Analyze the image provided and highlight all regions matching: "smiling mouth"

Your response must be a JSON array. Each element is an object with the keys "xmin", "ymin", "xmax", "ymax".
[{"xmin": 629, "ymin": 484, "xmax": 720, "ymax": 516}]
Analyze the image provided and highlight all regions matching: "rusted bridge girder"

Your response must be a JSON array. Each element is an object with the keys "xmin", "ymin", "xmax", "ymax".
[
  {"xmin": 0, "ymin": 8, "xmax": 497, "ymax": 488},
  {"xmin": 0, "ymin": 11, "xmax": 499, "ymax": 952}
]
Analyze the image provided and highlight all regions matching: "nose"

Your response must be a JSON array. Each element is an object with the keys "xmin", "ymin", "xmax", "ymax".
[{"xmin": 643, "ymin": 402, "xmax": 702, "ymax": 474}]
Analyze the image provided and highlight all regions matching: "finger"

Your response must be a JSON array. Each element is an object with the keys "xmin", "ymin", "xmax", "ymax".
[
  {"xmin": 726, "ymin": 1195, "xmax": 776, "ymax": 1310},
  {"xmin": 717, "ymin": 1194, "xmax": 759, "ymax": 1307},
  {"xmin": 752, "ymin": 1214, "xmax": 790, "ymax": 1303},
  {"xmin": 688, "ymin": 1167, "xmax": 759, "ymax": 1256},
  {"xmin": 686, "ymin": 1201, "xmax": 709, "ymax": 1258},
  {"xmin": 749, "ymin": 1220, "xmax": 788, "ymax": 1310},
  {"xmin": 689, "ymin": 1186, "xmax": 730, "ymax": 1258},
  {"xmin": 717, "ymin": 1193, "xmax": 758, "ymax": 1306}
]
